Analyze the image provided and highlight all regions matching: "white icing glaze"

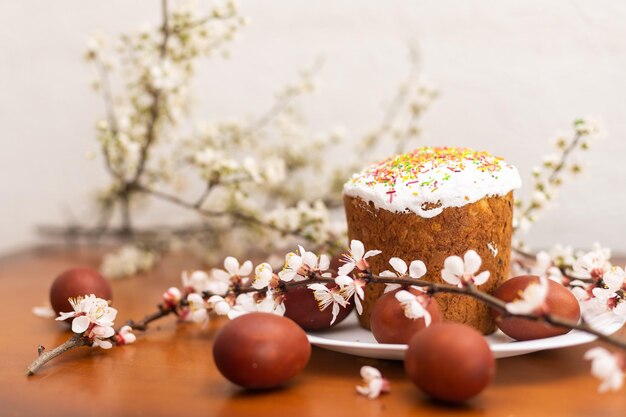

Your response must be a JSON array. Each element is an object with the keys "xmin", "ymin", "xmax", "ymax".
[{"xmin": 343, "ymin": 147, "xmax": 521, "ymax": 218}]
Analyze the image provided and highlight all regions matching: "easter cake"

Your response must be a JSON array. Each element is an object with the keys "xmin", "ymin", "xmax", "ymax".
[{"xmin": 343, "ymin": 146, "xmax": 521, "ymax": 334}]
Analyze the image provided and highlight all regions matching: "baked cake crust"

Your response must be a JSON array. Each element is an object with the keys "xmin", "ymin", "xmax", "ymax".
[{"xmin": 345, "ymin": 193, "xmax": 514, "ymax": 333}]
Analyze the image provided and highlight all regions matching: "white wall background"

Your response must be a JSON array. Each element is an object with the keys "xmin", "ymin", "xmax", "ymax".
[{"xmin": 1, "ymin": 0, "xmax": 625, "ymax": 254}]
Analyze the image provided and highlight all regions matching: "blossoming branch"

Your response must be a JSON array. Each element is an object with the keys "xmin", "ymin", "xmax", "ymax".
[
  {"xmin": 27, "ymin": 240, "xmax": 626, "ymax": 393},
  {"xmin": 40, "ymin": 0, "xmax": 438, "ymax": 277}
]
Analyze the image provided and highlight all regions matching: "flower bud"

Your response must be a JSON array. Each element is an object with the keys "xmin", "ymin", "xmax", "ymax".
[{"xmin": 163, "ymin": 287, "xmax": 182, "ymax": 307}]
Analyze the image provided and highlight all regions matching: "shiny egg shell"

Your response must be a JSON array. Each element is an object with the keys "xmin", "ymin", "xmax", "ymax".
[
  {"xmin": 213, "ymin": 313, "xmax": 311, "ymax": 389},
  {"xmin": 492, "ymin": 275, "xmax": 581, "ymax": 341},
  {"xmin": 50, "ymin": 268, "xmax": 113, "ymax": 315},
  {"xmin": 370, "ymin": 288, "xmax": 442, "ymax": 344},
  {"xmin": 405, "ymin": 322, "xmax": 495, "ymax": 403}
]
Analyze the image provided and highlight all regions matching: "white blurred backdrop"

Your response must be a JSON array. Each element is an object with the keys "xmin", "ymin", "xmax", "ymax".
[{"xmin": 1, "ymin": 0, "xmax": 625, "ymax": 254}]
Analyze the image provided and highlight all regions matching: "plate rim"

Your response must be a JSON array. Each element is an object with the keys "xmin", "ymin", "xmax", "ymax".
[{"xmin": 306, "ymin": 313, "xmax": 625, "ymax": 357}]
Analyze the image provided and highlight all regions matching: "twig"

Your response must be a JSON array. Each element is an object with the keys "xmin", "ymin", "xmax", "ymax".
[
  {"xmin": 26, "ymin": 334, "xmax": 90, "ymax": 376},
  {"xmin": 128, "ymin": 0, "xmax": 170, "ymax": 186},
  {"xmin": 512, "ymin": 247, "xmax": 536, "ymax": 259},
  {"xmin": 361, "ymin": 272, "xmax": 626, "ymax": 350},
  {"xmin": 548, "ymin": 132, "xmax": 582, "ymax": 184},
  {"xmin": 132, "ymin": 183, "xmax": 342, "ymax": 251},
  {"xmin": 126, "ymin": 268, "xmax": 626, "ymax": 351},
  {"xmin": 127, "ymin": 305, "xmax": 175, "ymax": 331},
  {"xmin": 94, "ymin": 57, "xmax": 123, "ymax": 180},
  {"xmin": 170, "ymin": 11, "xmax": 237, "ymax": 35},
  {"xmin": 514, "ymin": 131, "xmax": 583, "ymax": 233},
  {"xmin": 194, "ymin": 180, "xmax": 217, "ymax": 208},
  {"xmin": 39, "ymin": 222, "xmax": 216, "ymax": 241}
]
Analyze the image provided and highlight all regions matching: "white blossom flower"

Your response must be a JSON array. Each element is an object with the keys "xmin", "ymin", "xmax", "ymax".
[
  {"xmin": 591, "ymin": 242, "xmax": 611, "ymax": 261},
  {"xmin": 573, "ymin": 249, "xmax": 608, "ymax": 281},
  {"xmin": 614, "ymin": 301, "xmax": 626, "ymax": 318},
  {"xmin": 574, "ymin": 118, "xmax": 602, "ymax": 137},
  {"xmin": 212, "ymin": 256, "xmax": 253, "ymax": 282},
  {"xmin": 115, "ymin": 325, "xmax": 137, "ymax": 345},
  {"xmin": 100, "ymin": 244, "xmax": 157, "ymax": 279},
  {"xmin": 505, "ymin": 276, "xmax": 549, "ymax": 315},
  {"xmin": 584, "ymin": 347, "xmax": 624, "ymax": 393},
  {"xmin": 32, "ymin": 305, "xmax": 56, "ymax": 319},
  {"xmin": 149, "ymin": 59, "xmax": 183, "ymax": 91},
  {"xmin": 253, "ymin": 263, "xmax": 275, "ymax": 290},
  {"xmin": 262, "ymin": 156, "xmax": 287, "ymax": 185},
  {"xmin": 182, "ymin": 270, "xmax": 229, "ymax": 296},
  {"xmin": 308, "ymin": 283, "xmax": 348, "ymax": 325},
  {"xmin": 338, "ymin": 240, "xmax": 382, "ymax": 276},
  {"xmin": 193, "ymin": 147, "xmax": 223, "ymax": 167},
  {"xmin": 57, "ymin": 295, "xmax": 116, "ymax": 332},
  {"xmin": 180, "ymin": 293, "xmax": 208, "ymax": 324},
  {"xmin": 549, "ymin": 243, "xmax": 575, "ymax": 267},
  {"xmin": 516, "ymin": 217, "xmax": 532, "ymax": 233},
  {"xmin": 91, "ymin": 325, "xmax": 116, "ymax": 349},
  {"xmin": 242, "ymin": 156, "xmax": 261, "ymax": 183},
  {"xmin": 207, "ymin": 295, "xmax": 232, "ymax": 316},
  {"xmin": 356, "ymin": 366, "xmax": 390, "ymax": 399},
  {"xmin": 394, "ymin": 290, "xmax": 432, "ymax": 325},
  {"xmin": 380, "ymin": 257, "xmax": 427, "ymax": 293},
  {"xmin": 601, "ymin": 266, "xmax": 625, "ymax": 292},
  {"xmin": 227, "ymin": 292, "xmax": 286, "ymax": 319},
  {"xmin": 162, "ymin": 287, "xmax": 182, "ymax": 307},
  {"xmin": 84, "ymin": 36, "xmax": 103, "ymax": 61},
  {"xmin": 335, "ymin": 275, "xmax": 366, "ymax": 314},
  {"xmin": 591, "ymin": 266, "xmax": 626, "ymax": 317},
  {"xmin": 56, "ymin": 294, "xmax": 117, "ymax": 349},
  {"xmin": 278, "ymin": 246, "xmax": 329, "ymax": 282},
  {"xmin": 571, "ymin": 284, "xmax": 592, "ymax": 303},
  {"xmin": 533, "ymin": 251, "xmax": 563, "ymax": 283},
  {"xmin": 266, "ymin": 201, "xmax": 332, "ymax": 245},
  {"xmin": 441, "ymin": 250, "xmax": 490, "ymax": 287}
]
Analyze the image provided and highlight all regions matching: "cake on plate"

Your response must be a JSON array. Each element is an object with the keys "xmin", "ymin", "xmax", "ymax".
[{"xmin": 343, "ymin": 146, "xmax": 521, "ymax": 334}]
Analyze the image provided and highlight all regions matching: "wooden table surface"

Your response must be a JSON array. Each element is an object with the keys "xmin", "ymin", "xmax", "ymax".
[{"xmin": 1, "ymin": 247, "xmax": 624, "ymax": 417}]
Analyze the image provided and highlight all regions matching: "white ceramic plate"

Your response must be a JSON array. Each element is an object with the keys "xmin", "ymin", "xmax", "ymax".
[{"xmin": 307, "ymin": 312, "xmax": 625, "ymax": 360}]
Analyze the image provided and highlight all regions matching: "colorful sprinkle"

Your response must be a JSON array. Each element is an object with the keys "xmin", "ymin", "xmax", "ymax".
[{"xmin": 354, "ymin": 146, "xmax": 506, "ymax": 194}]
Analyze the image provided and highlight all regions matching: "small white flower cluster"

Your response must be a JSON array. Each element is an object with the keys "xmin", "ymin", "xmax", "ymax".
[
  {"xmin": 511, "ymin": 242, "xmax": 626, "ymax": 322},
  {"xmin": 163, "ymin": 256, "xmax": 288, "ymax": 324},
  {"xmin": 311, "ymin": 242, "xmax": 492, "ymax": 326},
  {"xmin": 517, "ymin": 243, "xmax": 625, "ymax": 324},
  {"xmin": 356, "ymin": 366, "xmax": 390, "ymax": 399},
  {"xmin": 570, "ymin": 249, "xmax": 626, "ymax": 322},
  {"xmin": 514, "ymin": 118, "xmax": 603, "ymax": 239},
  {"xmin": 56, "ymin": 294, "xmax": 135, "ymax": 348},
  {"xmin": 85, "ymin": 1, "xmax": 247, "ymax": 202},
  {"xmin": 585, "ymin": 347, "xmax": 625, "ymax": 393},
  {"xmin": 266, "ymin": 200, "xmax": 332, "ymax": 245},
  {"xmin": 100, "ymin": 245, "xmax": 158, "ymax": 279}
]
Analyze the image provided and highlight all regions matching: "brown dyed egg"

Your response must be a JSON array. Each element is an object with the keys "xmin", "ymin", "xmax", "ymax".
[
  {"xmin": 50, "ymin": 268, "xmax": 113, "ymax": 315},
  {"xmin": 370, "ymin": 288, "xmax": 442, "ymax": 344},
  {"xmin": 492, "ymin": 275, "xmax": 581, "ymax": 341},
  {"xmin": 405, "ymin": 323, "xmax": 495, "ymax": 403},
  {"xmin": 283, "ymin": 284, "xmax": 353, "ymax": 331},
  {"xmin": 213, "ymin": 313, "xmax": 311, "ymax": 389}
]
